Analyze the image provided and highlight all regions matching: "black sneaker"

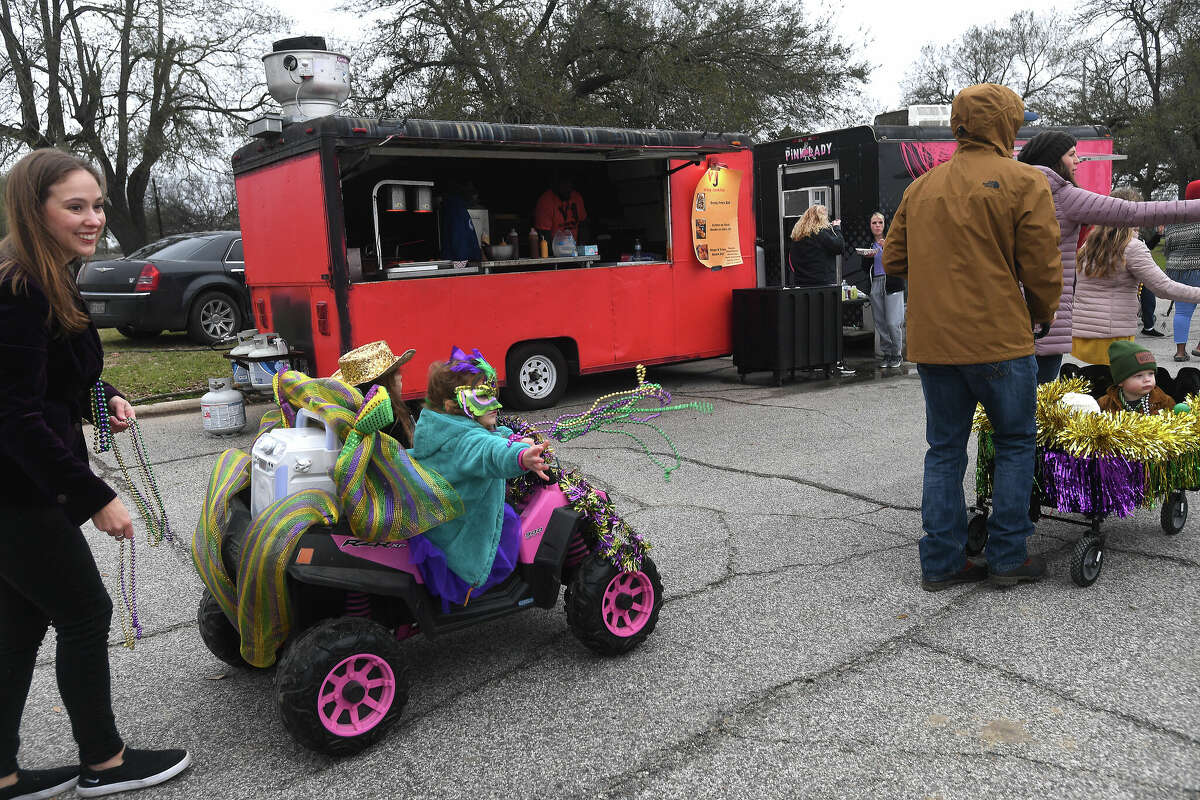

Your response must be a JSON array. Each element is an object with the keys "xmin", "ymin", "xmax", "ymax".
[
  {"xmin": 75, "ymin": 749, "xmax": 190, "ymax": 797},
  {"xmin": 0, "ymin": 767, "xmax": 77, "ymax": 800},
  {"xmin": 921, "ymin": 561, "xmax": 988, "ymax": 592},
  {"xmin": 989, "ymin": 555, "xmax": 1046, "ymax": 586},
  {"xmin": 1142, "ymin": 328, "xmax": 1165, "ymax": 337}
]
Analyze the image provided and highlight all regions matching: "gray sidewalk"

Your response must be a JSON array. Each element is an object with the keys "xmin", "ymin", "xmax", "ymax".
[{"xmin": 17, "ymin": 353, "xmax": 1199, "ymax": 799}]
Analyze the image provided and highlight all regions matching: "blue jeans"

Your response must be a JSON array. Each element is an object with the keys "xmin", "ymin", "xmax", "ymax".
[
  {"xmin": 1171, "ymin": 269, "xmax": 1200, "ymax": 344},
  {"xmin": 916, "ymin": 357, "xmax": 1036, "ymax": 579},
  {"xmin": 1035, "ymin": 354, "xmax": 1062, "ymax": 385}
]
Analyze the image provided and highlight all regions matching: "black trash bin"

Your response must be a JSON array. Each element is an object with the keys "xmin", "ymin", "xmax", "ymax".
[{"xmin": 732, "ymin": 286, "xmax": 842, "ymax": 384}]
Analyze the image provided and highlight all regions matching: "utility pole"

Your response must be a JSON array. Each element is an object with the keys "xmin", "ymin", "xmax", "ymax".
[{"xmin": 152, "ymin": 178, "xmax": 165, "ymax": 239}]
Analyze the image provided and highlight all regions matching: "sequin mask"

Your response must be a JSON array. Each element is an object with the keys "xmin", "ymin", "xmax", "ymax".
[{"xmin": 456, "ymin": 383, "xmax": 501, "ymax": 417}]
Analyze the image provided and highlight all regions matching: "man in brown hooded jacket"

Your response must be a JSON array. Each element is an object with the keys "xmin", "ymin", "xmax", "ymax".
[{"xmin": 883, "ymin": 83, "xmax": 1062, "ymax": 591}]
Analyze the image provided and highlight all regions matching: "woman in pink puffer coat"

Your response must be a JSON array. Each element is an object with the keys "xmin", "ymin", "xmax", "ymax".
[
  {"xmin": 1017, "ymin": 131, "xmax": 1200, "ymax": 382},
  {"xmin": 1072, "ymin": 187, "xmax": 1200, "ymax": 364}
]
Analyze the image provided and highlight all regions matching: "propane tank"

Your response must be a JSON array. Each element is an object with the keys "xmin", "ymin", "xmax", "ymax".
[
  {"xmin": 229, "ymin": 329, "xmax": 258, "ymax": 389},
  {"xmin": 200, "ymin": 377, "xmax": 246, "ymax": 436},
  {"xmin": 249, "ymin": 333, "xmax": 291, "ymax": 390}
]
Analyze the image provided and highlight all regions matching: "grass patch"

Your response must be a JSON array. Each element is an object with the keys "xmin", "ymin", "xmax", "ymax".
[{"xmin": 99, "ymin": 329, "xmax": 230, "ymax": 403}]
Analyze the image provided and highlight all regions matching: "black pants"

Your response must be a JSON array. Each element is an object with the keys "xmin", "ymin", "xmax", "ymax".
[{"xmin": 0, "ymin": 505, "xmax": 123, "ymax": 774}]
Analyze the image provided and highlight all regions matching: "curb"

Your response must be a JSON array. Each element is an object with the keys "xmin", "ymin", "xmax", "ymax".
[{"xmin": 132, "ymin": 395, "xmax": 272, "ymax": 420}]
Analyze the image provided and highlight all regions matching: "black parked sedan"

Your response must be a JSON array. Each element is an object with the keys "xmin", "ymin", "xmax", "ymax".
[{"xmin": 78, "ymin": 230, "xmax": 249, "ymax": 344}]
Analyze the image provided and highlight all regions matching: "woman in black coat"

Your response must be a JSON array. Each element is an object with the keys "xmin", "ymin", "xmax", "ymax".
[
  {"xmin": 788, "ymin": 204, "xmax": 844, "ymax": 286},
  {"xmin": 0, "ymin": 149, "xmax": 189, "ymax": 800}
]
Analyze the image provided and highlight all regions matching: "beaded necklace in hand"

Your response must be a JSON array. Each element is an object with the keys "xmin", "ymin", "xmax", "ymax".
[{"xmin": 90, "ymin": 381, "xmax": 173, "ymax": 648}]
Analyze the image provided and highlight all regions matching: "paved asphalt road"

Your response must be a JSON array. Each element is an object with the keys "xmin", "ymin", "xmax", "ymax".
[{"xmin": 19, "ymin": 333, "xmax": 1200, "ymax": 799}]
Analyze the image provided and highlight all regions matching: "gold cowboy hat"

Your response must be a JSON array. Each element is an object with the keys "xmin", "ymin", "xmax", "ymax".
[{"xmin": 330, "ymin": 341, "xmax": 416, "ymax": 386}]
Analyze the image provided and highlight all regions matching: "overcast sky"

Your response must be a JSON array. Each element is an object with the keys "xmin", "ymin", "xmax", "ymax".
[{"xmin": 263, "ymin": 0, "xmax": 1064, "ymax": 118}]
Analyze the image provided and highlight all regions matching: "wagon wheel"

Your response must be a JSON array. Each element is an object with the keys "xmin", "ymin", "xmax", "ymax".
[{"xmin": 1161, "ymin": 491, "xmax": 1188, "ymax": 536}]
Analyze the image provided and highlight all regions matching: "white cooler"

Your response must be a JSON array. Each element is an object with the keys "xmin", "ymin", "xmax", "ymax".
[{"xmin": 251, "ymin": 409, "xmax": 340, "ymax": 517}]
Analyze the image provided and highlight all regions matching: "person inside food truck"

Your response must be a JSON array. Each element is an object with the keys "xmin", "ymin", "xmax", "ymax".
[
  {"xmin": 534, "ymin": 173, "xmax": 588, "ymax": 246},
  {"xmin": 439, "ymin": 181, "xmax": 482, "ymax": 263}
]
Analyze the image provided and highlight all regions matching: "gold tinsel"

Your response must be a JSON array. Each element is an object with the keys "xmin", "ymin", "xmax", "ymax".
[{"xmin": 973, "ymin": 379, "xmax": 1200, "ymax": 463}]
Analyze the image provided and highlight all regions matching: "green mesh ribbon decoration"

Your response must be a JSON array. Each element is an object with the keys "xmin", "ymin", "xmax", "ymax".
[
  {"xmin": 192, "ymin": 449, "xmax": 252, "ymax": 624},
  {"xmin": 235, "ymin": 488, "xmax": 341, "ymax": 667},
  {"xmin": 268, "ymin": 370, "xmax": 462, "ymax": 541}
]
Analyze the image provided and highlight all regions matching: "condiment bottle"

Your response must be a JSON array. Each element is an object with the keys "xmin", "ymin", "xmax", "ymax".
[
  {"xmin": 539, "ymin": 236, "xmax": 548, "ymax": 258},
  {"xmin": 507, "ymin": 228, "xmax": 519, "ymax": 255},
  {"xmin": 528, "ymin": 228, "xmax": 539, "ymax": 259}
]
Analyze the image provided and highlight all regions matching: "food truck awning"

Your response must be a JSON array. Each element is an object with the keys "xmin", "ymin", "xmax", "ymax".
[{"xmin": 233, "ymin": 115, "xmax": 751, "ymax": 171}]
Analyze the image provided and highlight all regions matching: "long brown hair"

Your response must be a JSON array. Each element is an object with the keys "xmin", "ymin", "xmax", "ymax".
[
  {"xmin": 1078, "ymin": 187, "xmax": 1142, "ymax": 279},
  {"xmin": 0, "ymin": 149, "xmax": 104, "ymax": 333}
]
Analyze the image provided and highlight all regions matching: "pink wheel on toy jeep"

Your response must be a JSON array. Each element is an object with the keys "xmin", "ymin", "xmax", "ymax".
[
  {"xmin": 601, "ymin": 570, "xmax": 655, "ymax": 636},
  {"xmin": 317, "ymin": 653, "xmax": 396, "ymax": 737}
]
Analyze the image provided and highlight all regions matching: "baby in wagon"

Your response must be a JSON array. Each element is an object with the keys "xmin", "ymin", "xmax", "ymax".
[{"xmin": 1098, "ymin": 341, "xmax": 1174, "ymax": 414}]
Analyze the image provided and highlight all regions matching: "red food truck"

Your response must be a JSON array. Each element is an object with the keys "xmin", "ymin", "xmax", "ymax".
[{"xmin": 232, "ymin": 116, "xmax": 756, "ymax": 409}]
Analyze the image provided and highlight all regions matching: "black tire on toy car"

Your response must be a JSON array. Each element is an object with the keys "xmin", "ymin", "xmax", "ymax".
[
  {"xmin": 1160, "ymin": 491, "xmax": 1187, "ymax": 536},
  {"xmin": 965, "ymin": 513, "xmax": 988, "ymax": 557},
  {"xmin": 197, "ymin": 589, "xmax": 248, "ymax": 668},
  {"xmin": 1070, "ymin": 535, "xmax": 1104, "ymax": 587},
  {"xmin": 566, "ymin": 554, "xmax": 662, "ymax": 656},
  {"xmin": 274, "ymin": 617, "xmax": 410, "ymax": 757}
]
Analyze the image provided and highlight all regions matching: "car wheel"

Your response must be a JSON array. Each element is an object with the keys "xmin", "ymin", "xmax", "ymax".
[
  {"xmin": 116, "ymin": 325, "xmax": 161, "ymax": 339},
  {"xmin": 275, "ymin": 617, "xmax": 409, "ymax": 757},
  {"xmin": 188, "ymin": 290, "xmax": 242, "ymax": 345},
  {"xmin": 503, "ymin": 341, "xmax": 567, "ymax": 410},
  {"xmin": 566, "ymin": 554, "xmax": 662, "ymax": 656}
]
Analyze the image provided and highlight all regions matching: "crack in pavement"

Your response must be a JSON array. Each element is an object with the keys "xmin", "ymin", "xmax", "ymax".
[
  {"xmin": 577, "ymin": 585, "xmax": 995, "ymax": 800},
  {"xmin": 718, "ymin": 731, "xmax": 1196, "ymax": 795},
  {"xmin": 910, "ymin": 639, "xmax": 1200, "ymax": 747}
]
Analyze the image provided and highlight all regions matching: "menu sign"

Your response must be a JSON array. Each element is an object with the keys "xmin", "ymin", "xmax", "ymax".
[{"xmin": 691, "ymin": 166, "xmax": 743, "ymax": 270}]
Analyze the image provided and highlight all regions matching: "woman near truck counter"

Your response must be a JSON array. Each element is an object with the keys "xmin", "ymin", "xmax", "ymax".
[
  {"xmin": 864, "ymin": 212, "xmax": 905, "ymax": 368},
  {"xmin": 0, "ymin": 149, "xmax": 190, "ymax": 800},
  {"xmin": 1071, "ymin": 187, "xmax": 1200, "ymax": 364},
  {"xmin": 787, "ymin": 204, "xmax": 844, "ymax": 287},
  {"xmin": 1017, "ymin": 131, "xmax": 1200, "ymax": 383}
]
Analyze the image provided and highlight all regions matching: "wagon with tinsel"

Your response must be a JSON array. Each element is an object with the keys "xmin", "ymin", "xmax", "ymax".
[
  {"xmin": 970, "ymin": 377, "xmax": 1197, "ymax": 587},
  {"xmin": 191, "ymin": 369, "xmax": 703, "ymax": 756}
]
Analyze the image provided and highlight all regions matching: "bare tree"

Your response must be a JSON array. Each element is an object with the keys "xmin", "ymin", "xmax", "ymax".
[
  {"xmin": 900, "ymin": 11, "xmax": 1077, "ymax": 120},
  {"xmin": 348, "ymin": 0, "xmax": 870, "ymax": 136},
  {"xmin": 1069, "ymin": 0, "xmax": 1200, "ymax": 197},
  {"xmin": 0, "ymin": 0, "xmax": 282, "ymax": 251}
]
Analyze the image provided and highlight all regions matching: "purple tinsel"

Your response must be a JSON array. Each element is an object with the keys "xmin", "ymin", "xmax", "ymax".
[{"xmin": 1041, "ymin": 450, "xmax": 1144, "ymax": 517}]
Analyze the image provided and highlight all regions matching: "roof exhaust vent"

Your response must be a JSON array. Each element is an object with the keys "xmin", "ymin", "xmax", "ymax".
[
  {"xmin": 907, "ymin": 104, "xmax": 952, "ymax": 127},
  {"xmin": 260, "ymin": 35, "xmax": 350, "ymax": 125}
]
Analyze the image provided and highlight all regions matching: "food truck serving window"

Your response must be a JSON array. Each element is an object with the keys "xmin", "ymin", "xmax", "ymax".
[{"xmin": 342, "ymin": 148, "xmax": 677, "ymax": 281}]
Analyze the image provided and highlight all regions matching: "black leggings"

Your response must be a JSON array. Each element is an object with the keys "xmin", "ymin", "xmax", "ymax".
[{"xmin": 0, "ymin": 505, "xmax": 123, "ymax": 774}]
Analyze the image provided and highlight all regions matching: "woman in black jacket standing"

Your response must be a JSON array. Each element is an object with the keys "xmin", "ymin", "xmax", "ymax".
[
  {"xmin": 788, "ymin": 204, "xmax": 844, "ymax": 286},
  {"xmin": 0, "ymin": 150, "xmax": 189, "ymax": 800}
]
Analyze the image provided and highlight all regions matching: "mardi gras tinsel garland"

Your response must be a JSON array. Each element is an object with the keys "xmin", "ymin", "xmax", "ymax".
[
  {"xmin": 501, "ymin": 413, "xmax": 650, "ymax": 573},
  {"xmin": 973, "ymin": 378, "xmax": 1200, "ymax": 514}
]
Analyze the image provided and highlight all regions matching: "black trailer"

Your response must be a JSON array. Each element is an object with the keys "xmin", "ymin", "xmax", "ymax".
[{"xmin": 752, "ymin": 124, "xmax": 1115, "ymax": 289}]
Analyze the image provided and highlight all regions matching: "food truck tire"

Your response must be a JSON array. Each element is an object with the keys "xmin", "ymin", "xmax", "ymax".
[{"xmin": 504, "ymin": 342, "xmax": 567, "ymax": 410}]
